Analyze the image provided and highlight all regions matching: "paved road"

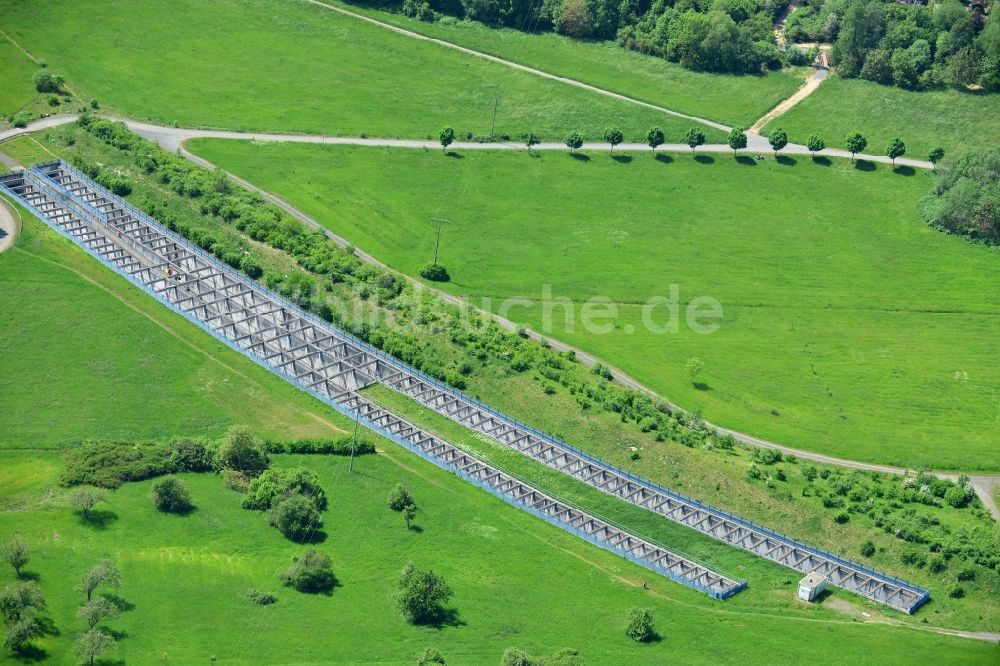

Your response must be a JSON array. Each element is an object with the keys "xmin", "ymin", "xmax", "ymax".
[{"xmin": 4, "ymin": 115, "xmax": 994, "ymax": 513}]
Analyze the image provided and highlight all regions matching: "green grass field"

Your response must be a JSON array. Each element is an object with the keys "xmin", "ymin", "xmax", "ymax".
[
  {"xmin": 0, "ymin": 208, "xmax": 339, "ymax": 448},
  {"xmin": 3, "ymin": 208, "xmax": 995, "ymax": 663},
  {"xmin": 764, "ymin": 76, "xmax": 1000, "ymax": 159},
  {"xmin": 188, "ymin": 140, "xmax": 1000, "ymax": 470},
  {"xmin": 5, "ymin": 451, "xmax": 999, "ymax": 664},
  {"xmin": 329, "ymin": 3, "xmax": 805, "ymax": 129},
  {"xmin": 0, "ymin": 0, "xmax": 715, "ymax": 143},
  {"xmin": 0, "ymin": 34, "xmax": 40, "ymax": 119}
]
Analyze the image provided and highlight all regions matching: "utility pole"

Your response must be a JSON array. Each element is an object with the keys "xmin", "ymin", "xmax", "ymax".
[
  {"xmin": 431, "ymin": 217, "xmax": 449, "ymax": 266},
  {"xmin": 349, "ymin": 413, "xmax": 360, "ymax": 473}
]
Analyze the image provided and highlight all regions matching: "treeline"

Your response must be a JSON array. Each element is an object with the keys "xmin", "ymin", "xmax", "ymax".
[
  {"xmin": 922, "ymin": 147, "xmax": 999, "ymax": 244},
  {"xmin": 792, "ymin": 0, "xmax": 1000, "ymax": 91},
  {"xmin": 391, "ymin": 0, "xmax": 811, "ymax": 73}
]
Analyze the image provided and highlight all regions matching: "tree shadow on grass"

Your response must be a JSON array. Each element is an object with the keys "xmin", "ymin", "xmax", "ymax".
[
  {"xmin": 854, "ymin": 159, "xmax": 876, "ymax": 171},
  {"xmin": 694, "ymin": 154, "xmax": 715, "ymax": 164},
  {"xmin": 655, "ymin": 153, "xmax": 673, "ymax": 164},
  {"xmin": 105, "ymin": 628, "xmax": 129, "ymax": 641},
  {"xmin": 776, "ymin": 155, "xmax": 797, "ymax": 166},
  {"xmin": 415, "ymin": 607, "xmax": 465, "ymax": 630},
  {"xmin": 407, "ymin": 524, "xmax": 424, "ymax": 533},
  {"xmin": 893, "ymin": 165, "xmax": 916, "ymax": 176},
  {"xmin": 693, "ymin": 382, "xmax": 712, "ymax": 392},
  {"xmin": 811, "ymin": 156, "xmax": 832, "ymax": 167},
  {"xmin": 78, "ymin": 509, "xmax": 118, "ymax": 530},
  {"xmin": 100, "ymin": 593, "xmax": 135, "ymax": 613},
  {"xmin": 735, "ymin": 155, "xmax": 757, "ymax": 166},
  {"xmin": 445, "ymin": 151, "xmax": 463, "ymax": 159},
  {"xmin": 161, "ymin": 504, "xmax": 198, "ymax": 517},
  {"xmin": 611, "ymin": 154, "xmax": 632, "ymax": 164},
  {"xmin": 295, "ymin": 574, "xmax": 341, "ymax": 597},
  {"xmin": 288, "ymin": 529, "xmax": 328, "ymax": 545},
  {"xmin": 16, "ymin": 570, "xmax": 40, "ymax": 582},
  {"xmin": 569, "ymin": 152, "xmax": 590, "ymax": 162},
  {"xmin": 11, "ymin": 644, "xmax": 47, "ymax": 663}
]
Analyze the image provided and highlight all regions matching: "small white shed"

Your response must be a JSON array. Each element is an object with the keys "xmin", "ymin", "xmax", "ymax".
[{"xmin": 798, "ymin": 572, "xmax": 827, "ymax": 602}]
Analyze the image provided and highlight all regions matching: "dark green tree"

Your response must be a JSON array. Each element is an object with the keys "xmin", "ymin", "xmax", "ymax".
[
  {"xmin": 806, "ymin": 133, "xmax": 826, "ymax": 156},
  {"xmin": 727, "ymin": 127, "xmax": 747, "ymax": 155},
  {"xmin": 625, "ymin": 607, "xmax": 656, "ymax": 642},
  {"xmin": 603, "ymin": 127, "xmax": 624, "ymax": 155},
  {"xmin": 216, "ymin": 425, "xmax": 269, "ymax": 476},
  {"xmin": 886, "ymin": 137, "xmax": 906, "ymax": 165},
  {"xmin": 646, "ymin": 126, "xmax": 665, "ymax": 153},
  {"xmin": 845, "ymin": 130, "xmax": 867, "ymax": 162},
  {"xmin": 768, "ymin": 128, "xmax": 788, "ymax": 156},
  {"xmin": 387, "ymin": 483, "xmax": 414, "ymax": 512},
  {"xmin": 396, "ymin": 563, "xmax": 453, "ymax": 625},
  {"xmin": 685, "ymin": 128, "xmax": 705, "ymax": 154},
  {"xmin": 280, "ymin": 550, "xmax": 335, "ymax": 592},
  {"xmin": 439, "ymin": 127, "xmax": 455, "ymax": 152},
  {"xmin": 928, "ymin": 146, "xmax": 945, "ymax": 170},
  {"xmin": 269, "ymin": 495, "xmax": 322, "ymax": 542},
  {"xmin": 152, "ymin": 476, "xmax": 193, "ymax": 513},
  {"xmin": 564, "ymin": 131, "xmax": 584, "ymax": 153}
]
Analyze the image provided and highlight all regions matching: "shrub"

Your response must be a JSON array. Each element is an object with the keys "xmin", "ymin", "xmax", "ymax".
[
  {"xmin": 948, "ymin": 585, "xmax": 965, "ymax": 599},
  {"xmin": 61, "ymin": 442, "xmax": 175, "ymax": 488},
  {"xmin": 32, "ymin": 69, "xmax": 64, "ymax": 92},
  {"xmin": 928, "ymin": 557, "xmax": 946, "ymax": 574},
  {"xmin": 216, "ymin": 425, "xmax": 269, "ymax": 476},
  {"xmin": 396, "ymin": 563, "xmax": 453, "ymax": 625},
  {"xmin": 388, "ymin": 483, "xmax": 414, "ymax": 512},
  {"xmin": 265, "ymin": 435, "xmax": 374, "ymax": 456},
  {"xmin": 834, "ymin": 512, "xmax": 849, "ymax": 524},
  {"xmin": 243, "ymin": 467, "xmax": 327, "ymax": 511},
  {"xmin": 151, "ymin": 476, "xmax": 193, "ymax": 513},
  {"xmin": 625, "ymin": 607, "xmax": 655, "ymax": 642},
  {"xmin": 9, "ymin": 111, "xmax": 32, "ymax": 128},
  {"xmin": 802, "ymin": 465, "xmax": 818, "ymax": 482},
  {"xmin": 417, "ymin": 647, "xmax": 446, "ymax": 665},
  {"xmin": 269, "ymin": 495, "xmax": 322, "ymax": 541},
  {"xmin": 860, "ymin": 540, "xmax": 876, "ymax": 557},
  {"xmin": 501, "ymin": 648, "xmax": 534, "ymax": 666},
  {"xmin": 221, "ymin": 469, "xmax": 251, "ymax": 492},
  {"xmin": 280, "ymin": 550, "xmax": 335, "ymax": 593},
  {"xmin": 956, "ymin": 567, "xmax": 976, "ymax": 582},
  {"xmin": 168, "ymin": 438, "xmax": 213, "ymax": 472},
  {"xmin": 247, "ymin": 589, "xmax": 277, "ymax": 605},
  {"xmin": 420, "ymin": 263, "xmax": 450, "ymax": 282}
]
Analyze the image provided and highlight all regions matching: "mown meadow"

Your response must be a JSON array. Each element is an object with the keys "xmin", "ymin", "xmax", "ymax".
[
  {"xmin": 0, "ymin": 0, "xmax": 710, "ymax": 142},
  {"xmin": 188, "ymin": 139, "xmax": 1000, "ymax": 472},
  {"xmin": 3, "ymin": 213, "xmax": 997, "ymax": 663}
]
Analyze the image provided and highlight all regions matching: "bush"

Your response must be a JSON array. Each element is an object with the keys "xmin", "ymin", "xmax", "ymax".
[
  {"xmin": 860, "ymin": 540, "xmax": 876, "ymax": 557},
  {"xmin": 61, "ymin": 442, "xmax": 176, "ymax": 488},
  {"xmin": 928, "ymin": 557, "xmax": 946, "ymax": 574},
  {"xmin": 221, "ymin": 469, "xmax": 251, "ymax": 492},
  {"xmin": 948, "ymin": 585, "xmax": 965, "ymax": 599},
  {"xmin": 280, "ymin": 550, "xmax": 335, "ymax": 593},
  {"xmin": 243, "ymin": 467, "xmax": 327, "ymax": 511},
  {"xmin": 246, "ymin": 589, "xmax": 277, "ymax": 605},
  {"xmin": 269, "ymin": 495, "xmax": 322, "ymax": 541},
  {"xmin": 957, "ymin": 567, "xmax": 976, "ymax": 582},
  {"xmin": 264, "ymin": 435, "xmax": 375, "ymax": 456},
  {"xmin": 168, "ymin": 438, "xmax": 213, "ymax": 472},
  {"xmin": 32, "ymin": 69, "xmax": 64, "ymax": 93},
  {"xmin": 834, "ymin": 512, "xmax": 850, "ymax": 524},
  {"xmin": 216, "ymin": 425, "xmax": 269, "ymax": 476},
  {"xmin": 396, "ymin": 563, "xmax": 453, "ymax": 625},
  {"xmin": 625, "ymin": 607, "xmax": 655, "ymax": 642},
  {"xmin": 9, "ymin": 111, "xmax": 32, "ymax": 128},
  {"xmin": 151, "ymin": 476, "xmax": 193, "ymax": 513},
  {"xmin": 417, "ymin": 647, "xmax": 446, "ymax": 665},
  {"xmin": 419, "ymin": 263, "xmax": 450, "ymax": 282},
  {"xmin": 387, "ymin": 483, "xmax": 414, "ymax": 512}
]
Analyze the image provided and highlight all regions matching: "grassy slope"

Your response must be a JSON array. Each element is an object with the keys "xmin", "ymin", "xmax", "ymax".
[
  {"xmin": 765, "ymin": 76, "xmax": 1000, "ymax": 159},
  {"xmin": 0, "ymin": 217, "xmax": 994, "ymax": 662},
  {"xmin": 188, "ymin": 140, "xmax": 1000, "ymax": 470},
  {"xmin": 8, "ymin": 127, "xmax": 997, "ymax": 634},
  {"xmin": 0, "ymin": 209, "xmax": 339, "ymax": 449},
  {"xmin": 0, "ymin": 0, "xmax": 711, "ymax": 143},
  {"xmin": 3, "ymin": 452, "xmax": 999, "ymax": 665},
  {"xmin": 0, "ymin": 35, "xmax": 38, "ymax": 118},
  {"xmin": 329, "ymin": 3, "xmax": 804, "ymax": 129}
]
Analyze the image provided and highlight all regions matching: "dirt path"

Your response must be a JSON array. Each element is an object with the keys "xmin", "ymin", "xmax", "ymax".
[{"xmin": 750, "ymin": 67, "xmax": 827, "ymax": 133}]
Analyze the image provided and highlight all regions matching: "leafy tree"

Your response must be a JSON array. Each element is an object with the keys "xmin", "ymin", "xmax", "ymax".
[
  {"xmin": 439, "ymin": 127, "xmax": 455, "ymax": 152},
  {"xmin": 921, "ymin": 147, "xmax": 1000, "ymax": 243},
  {"xmin": 419, "ymin": 262, "xmax": 450, "ymax": 282},
  {"xmin": 685, "ymin": 357, "xmax": 705, "ymax": 385},
  {"xmin": 396, "ymin": 563, "xmax": 453, "ymax": 625},
  {"xmin": 806, "ymin": 133, "xmax": 826, "ymax": 156},
  {"xmin": 403, "ymin": 504, "xmax": 417, "ymax": 529},
  {"xmin": 269, "ymin": 494, "xmax": 322, "ymax": 541},
  {"xmin": 832, "ymin": 0, "xmax": 885, "ymax": 77},
  {"xmin": 727, "ymin": 127, "xmax": 747, "ymax": 155},
  {"xmin": 216, "ymin": 425, "xmax": 269, "ymax": 476},
  {"xmin": 625, "ymin": 607, "xmax": 656, "ymax": 642},
  {"xmin": 280, "ymin": 550, "xmax": 335, "ymax": 592},
  {"xmin": 243, "ymin": 467, "xmax": 327, "ymax": 511},
  {"xmin": 77, "ymin": 560, "xmax": 121, "ymax": 602},
  {"xmin": 603, "ymin": 127, "xmax": 624, "ymax": 155},
  {"xmin": 152, "ymin": 476, "xmax": 193, "ymax": 513},
  {"xmin": 77, "ymin": 598, "xmax": 118, "ymax": 630},
  {"xmin": 71, "ymin": 487, "xmax": 107, "ymax": 519},
  {"xmin": 388, "ymin": 483, "xmax": 414, "ymax": 512},
  {"xmin": 2, "ymin": 538, "xmax": 29, "ymax": 578},
  {"xmin": 928, "ymin": 146, "xmax": 945, "ymax": 170},
  {"xmin": 0, "ymin": 582, "xmax": 45, "ymax": 653},
  {"xmin": 886, "ymin": 137, "xmax": 905, "ymax": 165},
  {"xmin": 845, "ymin": 130, "xmax": 867, "ymax": 162},
  {"xmin": 768, "ymin": 128, "xmax": 788, "ymax": 156},
  {"xmin": 32, "ymin": 69, "xmax": 64, "ymax": 93},
  {"xmin": 564, "ymin": 131, "xmax": 584, "ymax": 153},
  {"xmin": 646, "ymin": 127, "xmax": 665, "ymax": 153},
  {"xmin": 685, "ymin": 128, "xmax": 705, "ymax": 154},
  {"xmin": 524, "ymin": 132, "xmax": 540, "ymax": 153},
  {"xmin": 73, "ymin": 628, "xmax": 116, "ymax": 666},
  {"xmin": 417, "ymin": 647, "xmax": 446, "ymax": 665}
]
